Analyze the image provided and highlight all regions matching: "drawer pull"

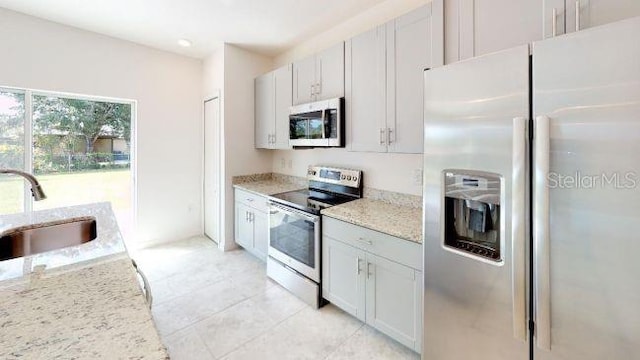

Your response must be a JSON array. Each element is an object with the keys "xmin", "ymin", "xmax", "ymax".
[
  {"xmin": 358, "ymin": 237, "xmax": 373, "ymax": 245},
  {"xmin": 356, "ymin": 257, "xmax": 361, "ymax": 275},
  {"xmin": 246, "ymin": 198, "xmax": 254, "ymax": 202}
]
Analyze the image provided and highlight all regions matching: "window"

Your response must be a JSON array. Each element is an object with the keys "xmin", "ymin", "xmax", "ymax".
[
  {"xmin": 0, "ymin": 88, "xmax": 134, "ymax": 239},
  {"xmin": 0, "ymin": 89, "xmax": 25, "ymax": 214}
]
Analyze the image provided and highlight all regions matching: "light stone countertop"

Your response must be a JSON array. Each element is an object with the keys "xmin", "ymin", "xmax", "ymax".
[
  {"xmin": 233, "ymin": 180, "xmax": 305, "ymax": 196},
  {"xmin": 0, "ymin": 203, "xmax": 169, "ymax": 359},
  {"xmin": 0, "ymin": 202, "xmax": 126, "ymax": 283},
  {"xmin": 321, "ymin": 198, "xmax": 423, "ymax": 244}
]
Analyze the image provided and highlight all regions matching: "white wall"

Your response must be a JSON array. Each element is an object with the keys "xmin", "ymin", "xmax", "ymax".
[
  {"xmin": 203, "ymin": 48, "xmax": 224, "ymax": 100},
  {"xmin": 0, "ymin": 8, "xmax": 203, "ymax": 247},
  {"xmin": 272, "ymin": 150, "xmax": 423, "ymax": 196},
  {"xmin": 203, "ymin": 44, "xmax": 273, "ymax": 249},
  {"xmin": 270, "ymin": 0, "xmax": 431, "ymax": 196}
]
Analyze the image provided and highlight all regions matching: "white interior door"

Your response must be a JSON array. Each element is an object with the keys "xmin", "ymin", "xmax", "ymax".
[{"xmin": 204, "ymin": 97, "xmax": 220, "ymax": 243}]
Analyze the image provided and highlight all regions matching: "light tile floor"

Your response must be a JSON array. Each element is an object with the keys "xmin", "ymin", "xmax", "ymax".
[{"xmin": 132, "ymin": 236, "xmax": 420, "ymax": 360}]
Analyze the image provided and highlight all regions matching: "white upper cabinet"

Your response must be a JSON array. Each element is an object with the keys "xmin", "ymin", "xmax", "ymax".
[
  {"xmin": 292, "ymin": 55, "xmax": 317, "ymax": 105},
  {"xmin": 254, "ymin": 64, "xmax": 292, "ymax": 150},
  {"xmin": 316, "ymin": 43, "xmax": 346, "ymax": 101},
  {"xmin": 254, "ymin": 72, "xmax": 274, "ymax": 149},
  {"xmin": 273, "ymin": 64, "xmax": 293, "ymax": 149},
  {"xmin": 547, "ymin": 0, "xmax": 640, "ymax": 37},
  {"xmin": 346, "ymin": 25, "xmax": 387, "ymax": 153},
  {"xmin": 347, "ymin": 5, "xmax": 433, "ymax": 154},
  {"xmin": 293, "ymin": 42, "xmax": 345, "ymax": 105},
  {"xmin": 387, "ymin": 6, "xmax": 433, "ymax": 153},
  {"xmin": 439, "ymin": 0, "xmax": 640, "ymax": 64},
  {"xmin": 444, "ymin": 0, "xmax": 542, "ymax": 63}
]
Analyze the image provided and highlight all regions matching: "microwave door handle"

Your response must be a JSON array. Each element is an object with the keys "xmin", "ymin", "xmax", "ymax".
[{"xmin": 321, "ymin": 109, "xmax": 326, "ymax": 139}]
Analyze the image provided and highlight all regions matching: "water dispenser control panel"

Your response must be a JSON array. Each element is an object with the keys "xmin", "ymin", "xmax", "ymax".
[{"xmin": 443, "ymin": 170, "xmax": 502, "ymax": 262}]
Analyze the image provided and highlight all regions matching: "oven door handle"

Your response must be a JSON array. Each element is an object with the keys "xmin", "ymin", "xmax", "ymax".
[{"xmin": 269, "ymin": 202, "xmax": 319, "ymax": 223}]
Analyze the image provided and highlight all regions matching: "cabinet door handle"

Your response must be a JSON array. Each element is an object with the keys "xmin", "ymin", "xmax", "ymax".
[
  {"xmin": 245, "ymin": 211, "xmax": 248, "ymax": 222},
  {"xmin": 310, "ymin": 84, "xmax": 315, "ymax": 98},
  {"xmin": 387, "ymin": 128, "xmax": 393, "ymax": 145},
  {"xmin": 552, "ymin": 8, "xmax": 558, "ymax": 37},
  {"xmin": 367, "ymin": 262, "xmax": 373, "ymax": 279},
  {"xmin": 317, "ymin": 82, "xmax": 322, "ymax": 96},
  {"xmin": 575, "ymin": 0, "xmax": 581, "ymax": 32},
  {"xmin": 356, "ymin": 257, "xmax": 361, "ymax": 275},
  {"xmin": 249, "ymin": 212, "xmax": 254, "ymax": 222},
  {"xmin": 379, "ymin": 128, "xmax": 386, "ymax": 145}
]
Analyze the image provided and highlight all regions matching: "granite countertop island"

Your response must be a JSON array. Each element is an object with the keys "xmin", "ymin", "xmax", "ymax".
[
  {"xmin": 0, "ymin": 203, "xmax": 168, "ymax": 359},
  {"xmin": 321, "ymin": 198, "xmax": 423, "ymax": 244}
]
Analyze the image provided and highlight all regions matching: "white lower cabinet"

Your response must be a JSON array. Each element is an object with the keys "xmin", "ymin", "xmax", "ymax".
[
  {"xmin": 234, "ymin": 188, "xmax": 269, "ymax": 261},
  {"xmin": 365, "ymin": 254, "xmax": 422, "ymax": 353},
  {"xmin": 322, "ymin": 217, "xmax": 423, "ymax": 353},
  {"xmin": 323, "ymin": 237, "xmax": 367, "ymax": 321},
  {"xmin": 252, "ymin": 210, "xmax": 268, "ymax": 260}
]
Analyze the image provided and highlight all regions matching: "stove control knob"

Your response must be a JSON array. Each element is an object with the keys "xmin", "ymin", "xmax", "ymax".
[
  {"xmin": 353, "ymin": 177, "xmax": 358, "ymax": 182},
  {"xmin": 341, "ymin": 175, "xmax": 346, "ymax": 180},
  {"xmin": 346, "ymin": 175, "xmax": 352, "ymax": 181}
]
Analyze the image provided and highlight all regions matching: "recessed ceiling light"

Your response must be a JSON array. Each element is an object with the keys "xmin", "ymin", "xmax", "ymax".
[{"xmin": 178, "ymin": 39, "xmax": 192, "ymax": 47}]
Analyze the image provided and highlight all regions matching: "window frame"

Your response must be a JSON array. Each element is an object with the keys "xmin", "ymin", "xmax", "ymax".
[{"xmin": 0, "ymin": 85, "xmax": 137, "ymax": 219}]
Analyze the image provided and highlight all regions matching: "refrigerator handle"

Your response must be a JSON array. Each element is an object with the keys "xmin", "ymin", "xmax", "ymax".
[
  {"xmin": 575, "ymin": 0, "xmax": 581, "ymax": 32},
  {"xmin": 552, "ymin": 8, "xmax": 558, "ymax": 37},
  {"xmin": 512, "ymin": 117, "xmax": 527, "ymax": 342},
  {"xmin": 534, "ymin": 115, "xmax": 551, "ymax": 350}
]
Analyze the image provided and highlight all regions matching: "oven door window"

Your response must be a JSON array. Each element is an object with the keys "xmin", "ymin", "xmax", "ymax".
[{"xmin": 270, "ymin": 209, "xmax": 316, "ymax": 268}]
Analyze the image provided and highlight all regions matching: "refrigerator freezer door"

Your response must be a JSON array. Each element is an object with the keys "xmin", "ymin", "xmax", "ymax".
[
  {"xmin": 532, "ymin": 16, "xmax": 640, "ymax": 360},
  {"xmin": 423, "ymin": 45, "xmax": 530, "ymax": 360}
]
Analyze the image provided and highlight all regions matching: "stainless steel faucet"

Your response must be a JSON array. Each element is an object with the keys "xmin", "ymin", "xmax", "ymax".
[{"xmin": 0, "ymin": 169, "xmax": 47, "ymax": 201}]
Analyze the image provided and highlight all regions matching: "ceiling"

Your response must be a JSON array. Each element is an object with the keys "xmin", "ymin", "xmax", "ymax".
[{"xmin": 0, "ymin": 0, "xmax": 388, "ymax": 59}]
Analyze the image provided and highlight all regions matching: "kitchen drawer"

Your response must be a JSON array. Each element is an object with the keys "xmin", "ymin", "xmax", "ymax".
[
  {"xmin": 323, "ymin": 216, "xmax": 422, "ymax": 271},
  {"xmin": 235, "ymin": 188, "xmax": 270, "ymax": 213}
]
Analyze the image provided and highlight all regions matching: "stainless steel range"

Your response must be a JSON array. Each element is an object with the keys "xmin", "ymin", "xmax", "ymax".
[{"xmin": 267, "ymin": 165, "xmax": 363, "ymax": 308}]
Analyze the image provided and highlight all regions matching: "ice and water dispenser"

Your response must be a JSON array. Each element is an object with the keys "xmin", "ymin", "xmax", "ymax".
[{"xmin": 443, "ymin": 171, "xmax": 502, "ymax": 262}]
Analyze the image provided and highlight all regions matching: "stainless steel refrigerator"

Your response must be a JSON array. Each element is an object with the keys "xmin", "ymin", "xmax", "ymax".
[{"xmin": 422, "ymin": 16, "xmax": 640, "ymax": 360}]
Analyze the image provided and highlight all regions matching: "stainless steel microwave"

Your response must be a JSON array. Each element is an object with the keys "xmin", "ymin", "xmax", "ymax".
[{"xmin": 289, "ymin": 97, "xmax": 344, "ymax": 148}]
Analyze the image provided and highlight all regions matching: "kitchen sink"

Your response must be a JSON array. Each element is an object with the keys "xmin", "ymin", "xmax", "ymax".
[{"xmin": 0, "ymin": 217, "xmax": 97, "ymax": 261}]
